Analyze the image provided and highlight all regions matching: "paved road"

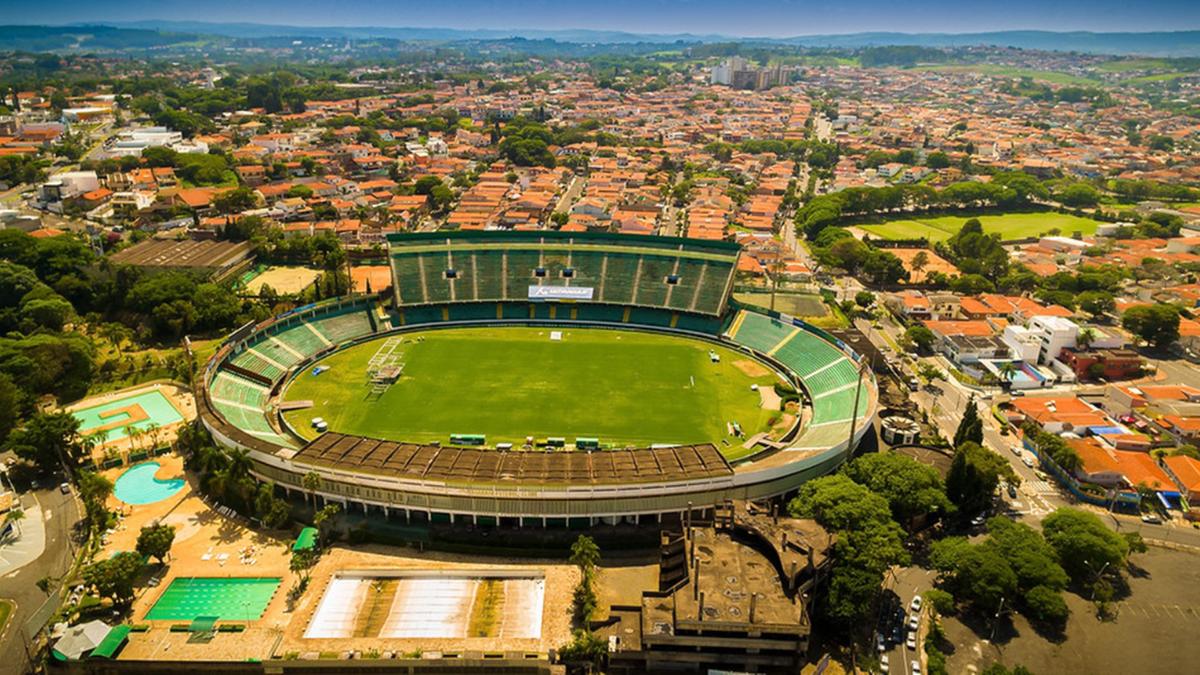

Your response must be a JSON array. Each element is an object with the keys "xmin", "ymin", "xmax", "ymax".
[
  {"xmin": 553, "ymin": 174, "xmax": 585, "ymax": 215},
  {"xmin": 0, "ymin": 486, "xmax": 82, "ymax": 675}
]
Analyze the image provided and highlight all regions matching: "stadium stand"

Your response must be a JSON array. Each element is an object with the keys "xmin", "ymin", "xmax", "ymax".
[{"xmin": 388, "ymin": 231, "xmax": 739, "ymax": 317}]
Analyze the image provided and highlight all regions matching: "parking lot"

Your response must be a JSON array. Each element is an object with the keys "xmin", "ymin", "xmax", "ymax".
[{"xmin": 942, "ymin": 547, "xmax": 1200, "ymax": 674}]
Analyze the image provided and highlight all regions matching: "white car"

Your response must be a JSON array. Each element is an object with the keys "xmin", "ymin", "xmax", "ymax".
[
  {"xmin": 908, "ymin": 614, "xmax": 920, "ymax": 631},
  {"xmin": 1022, "ymin": 454, "xmax": 1036, "ymax": 468},
  {"xmin": 906, "ymin": 631, "xmax": 917, "ymax": 650},
  {"xmin": 910, "ymin": 596, "xmax": 923, "ymax": 613},
  {"xmin": 880, "ymin": 654, "xmax": 890, "ymax": 673},
  {"xmin": 912, "ymin": 660, "xmax": 923, "ymax": 675}
]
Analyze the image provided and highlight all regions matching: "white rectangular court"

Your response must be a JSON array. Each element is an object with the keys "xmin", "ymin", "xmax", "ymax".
[{"xmin": 305, "ymin": 571, "xmax": 544, "ymax": 640}]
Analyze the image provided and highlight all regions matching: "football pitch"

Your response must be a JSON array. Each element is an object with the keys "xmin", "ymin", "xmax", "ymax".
[
  {"xmin": 282, "ymin": 326, "xmax": 782, "ymax": 450},
  {"xmin": 858, "ymin": 212, "xmax": 1101, "ymax": 242}
]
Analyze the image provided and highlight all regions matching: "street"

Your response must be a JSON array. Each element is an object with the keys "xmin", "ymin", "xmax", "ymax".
[{"xmin": 0, "ymin": 485, "xmax": 82, "ymax": 675}]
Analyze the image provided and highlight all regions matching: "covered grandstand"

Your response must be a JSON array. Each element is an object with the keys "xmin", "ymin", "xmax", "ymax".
[{"xmin": 196, "ymin": 233, "xmax": 876, "ymax": 525}]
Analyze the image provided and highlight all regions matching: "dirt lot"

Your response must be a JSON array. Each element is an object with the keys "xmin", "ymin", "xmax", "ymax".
[
  {"xmin": 246, "ymin": 266, "xmax": 322, "ymax": 295},
  {"xmin": 942, "ymin": 547, "xmax": 1200, "ymax": 674},
  {"xmin": 734, "ymin": 292, "xmax": 830, "ymax": 319}
]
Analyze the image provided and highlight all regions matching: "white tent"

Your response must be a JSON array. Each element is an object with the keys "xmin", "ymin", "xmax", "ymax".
[{"xmin": 52, "ymin": 620, "xmax": 111, "ymax": 661}]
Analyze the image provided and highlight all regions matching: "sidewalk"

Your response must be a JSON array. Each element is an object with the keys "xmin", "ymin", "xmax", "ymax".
[{"xmin": 0, "ymin": 498, "xmax": 46, "ymax": 576}]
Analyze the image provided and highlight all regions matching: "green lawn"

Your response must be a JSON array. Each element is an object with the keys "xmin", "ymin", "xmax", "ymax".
[
  {"xmin": 858, "ymin": 212, "xmax": 1102, "ymax": 242},
  {"xmin": 283, "ymin": 327, "xmax": 781, "ymax": 450}
]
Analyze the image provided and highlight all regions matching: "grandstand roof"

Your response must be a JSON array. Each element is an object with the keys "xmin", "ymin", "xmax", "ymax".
[{"xmin": 292, "ymin": 433, "xmax": 733, "ymax": 486}]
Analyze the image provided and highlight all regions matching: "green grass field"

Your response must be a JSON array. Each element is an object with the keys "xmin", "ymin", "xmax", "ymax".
[
  {"xmin": 283, "ymin": 327, "xmax": 781, "ymax": 451},
  {"xmin": 858, "ymin": 212, "xmax": 1102, "ymax": 242},
  {"xmin": 914, "ymin": 64, "xmax": 1099, "ymax": 86}
]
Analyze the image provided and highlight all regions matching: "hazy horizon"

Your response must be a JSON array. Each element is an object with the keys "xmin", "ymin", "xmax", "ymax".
[{"xmin": 4, "ymin": 0, "xmax": 1200, "ymax": 38}]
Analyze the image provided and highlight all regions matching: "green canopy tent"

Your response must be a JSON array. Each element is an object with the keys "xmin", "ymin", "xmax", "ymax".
[
  {"xmin": 89, "ymin": 625, "xmax": 132, "ymax": 659},
  {"xmin": 292, "ymin": 527, "xmax": 317, "ymax": 553}
]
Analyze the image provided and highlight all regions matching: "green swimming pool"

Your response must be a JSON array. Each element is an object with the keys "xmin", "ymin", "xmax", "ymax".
[
  {"xmin": 146, "ymin": 577, "xmax": 282, "ymax": 622},
  {"xmin": 72, "ymin": 389, "xmax": 184, "ymax": 444}
]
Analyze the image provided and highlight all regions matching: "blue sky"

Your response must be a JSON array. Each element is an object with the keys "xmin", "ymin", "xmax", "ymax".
[{"xmin": 3, "ymin": 0, "xmax": 1200, "ymax": 36}]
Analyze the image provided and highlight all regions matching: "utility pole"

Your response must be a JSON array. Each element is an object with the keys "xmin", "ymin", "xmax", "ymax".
[{"xmin": 845, "ymin": 360, "xmax": 868, "ymax": 465}]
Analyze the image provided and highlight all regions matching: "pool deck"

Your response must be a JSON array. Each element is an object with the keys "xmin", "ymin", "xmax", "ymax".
[{"xmin": 65, "ymin": 382, "xmax": 196, "ymax": 463}]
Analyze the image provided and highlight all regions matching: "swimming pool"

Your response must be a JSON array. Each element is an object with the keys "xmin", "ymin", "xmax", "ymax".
[
  {"xmin": 146, "ymin": 577, "xmax": 281, "ymax": 622},
  {"xmin": 72, "ymin": 389, "xmax": 184, "ymax": 444},
  {"xmin": 113, "ymin": 462, "xmax": 186, "ymax": 505}
]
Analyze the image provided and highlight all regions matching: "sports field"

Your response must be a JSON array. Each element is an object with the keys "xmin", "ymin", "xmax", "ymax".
[
  {"xmin": 282, "ymin": 327, "xmax": 781, "ymax": 449},
  {"xmin": 858, "ymin": 212, "xmax": 1101, "ymax": 242}
]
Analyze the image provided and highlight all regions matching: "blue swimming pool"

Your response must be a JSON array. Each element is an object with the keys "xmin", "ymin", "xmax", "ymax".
[{"xmin": 113, "ymin": 462, "xmax": 186, "ymax": 505}]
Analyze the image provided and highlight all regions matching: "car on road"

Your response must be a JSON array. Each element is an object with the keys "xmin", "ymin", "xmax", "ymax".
[
  {"xmin": 906, "ymin": 631, "xmax": 917, "ymax": 649},
  {"xmin": 1007, "ymin": 483, "xmax": 1018, "ymax": 498},
  {"xmin": 880, "ymin": 654, "xmax": 890, "ymax": 673},
  {"xmin": 908, "ymin": 614, "xmax": 920, "ymax": 631},
  {"xmin": 1142, "ymin": 514, "xmax": 1163, "ymax": 525},
  {"xmin": 59, "ymin": 482, "xmax": 71, "ymax": 494},
  {"xmin": 911, "ymin": 660, "xmax": 922, "ymax": 675},
  {"xmin": 1022, "ymin": 454, "xmax": 1036, "ymax": 468},
  {"xmin": 910, "ymin": 596, "xmax": 922, "ymax": 613}
]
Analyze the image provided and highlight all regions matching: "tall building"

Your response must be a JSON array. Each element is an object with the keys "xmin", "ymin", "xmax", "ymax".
[{"xmin": 710, "ymin": 57, "xmax": 792, "ymax": 90}]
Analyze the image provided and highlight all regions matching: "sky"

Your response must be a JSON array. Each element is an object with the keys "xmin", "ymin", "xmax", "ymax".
[{"xmin": 2, "ymin": 0, "xmax": 1200, "ymax": 36}]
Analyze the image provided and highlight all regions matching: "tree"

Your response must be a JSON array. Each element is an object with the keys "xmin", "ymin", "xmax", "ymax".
[
  {"xmin": 1077, "ymin": 291, "xmax": 1115, "ymax": 320},
  {"xmin": 5, "ymin": 507, "xmax": 23, "ymax": 535},
  {"xmin": 1057, "ymin": 183, "xmax": 1101, "ymax": 208},
  {"xmin": 1076, "ymin": 327, "xmax": 1097, "ymax": 350},
  {"xmin": 7, "ymin": 411, "xmax": 86, "ymax": 474},
  {"xmin": 1123, "ymin": 304, "xmax": 1181, "ymax": 349},
  {"xmin": 302, "ymin": 470, "xmax": 321, "ymax": 508},
  {"xmin": 313, "ymin": 502, "xmax": 342, "ymax": 545},
  {"xmin": 843, "ymin": 452, "xmax": 952, "ymax": 524},
  {"xmin": 1023, "ymin": 584, "xmax": 1069, "ymax": 626},
  {"xmin": 789, "ymin": 475, "xmax": 909, "ymax": 626},
  {"xmin": 905, "ymin": 325, "xmax": 936, "ymax": 353},
  {"xmin": 136, "ymin": 523, "xmax": 176, "ymax": 564},
  {"xmin": 953, "ymin": 397, "xmax": 984, "ymax": 447},
  {"xmin": 946, "ymin": 442, "xmax": 1016, "ymax": 519},
  {"xmin": 83, "ymin": 551, "xmax": 144, "ymax": 607},
  {"xmin": 413, "ymin": 175, "xmax": 442, "ymax": 195},
  {"xmin": 212, "ymin": 186, "xmax": 258, "ymax": 214},
  {"xmin": 910, "ymin": 250, "xmax": 930, "ymax": 278},
  {"xmin": 570, "ymin": 535, "xmax": 601, "ymax": 625},
  {"xmin": 854, "ymin": 290, "xmax": 875, "ymax": 308},
  {"xmin": 1041, "ymin": 508, "xmax": 1130, "ymax": 583},
  {"xmin": 926, "ymin": 151, "xmax": 951, "ymax": 169}
]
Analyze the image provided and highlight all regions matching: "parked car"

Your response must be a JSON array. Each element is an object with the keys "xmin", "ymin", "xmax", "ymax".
[
  {"xmin": 880, "ymin": 654, "xmax": 890, "ymax": 673},
  {"xmin": 59, "ymin": 482, "xmax": 71, "ymax": 495},
  {"xmin": 910, "ymin": 596, "xmax": 922, "ymax": 613},
  {"xmin": 912, "ymin": 660, "xmax": 923, "ymax": 675},
  {"xmin": 908, "ymin": 614, "xmax": 920, "ymax": 631},
  {"xmin": 1022, "ymin": 454, "xmax": 1035, "ymax": 468},
  {"xmin": 906, "ymin": 631, "xmax": 917, "ymax": 650},
  {"xmin": 1142, "ymin": 514, "xmax": 1163, "ymax": 525},
  {"xmin": 1007, "ymin": 483, "xmax": 1018, "ymax": 499}
]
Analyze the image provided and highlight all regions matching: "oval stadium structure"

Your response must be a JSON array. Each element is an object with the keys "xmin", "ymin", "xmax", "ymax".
[{"xmin": 197, "ymin": 231, "xmax": 877, "ymax": 525}]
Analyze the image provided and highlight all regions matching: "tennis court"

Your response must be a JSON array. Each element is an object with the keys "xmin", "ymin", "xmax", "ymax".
[{"xmin": 145, "ymin": 577, "xmax": 281, "ymax": 621}]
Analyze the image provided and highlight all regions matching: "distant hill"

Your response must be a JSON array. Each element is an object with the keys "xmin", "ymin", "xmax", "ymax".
[
  {"xmin": 0, "ymin": 24, "xmax": 204, "ymax": 52},
  {"xmin": 99, "ymin": 22, "xmax": 1200, "ymax": 56},
  {"xmin": 2, "ymin": 21, "xmax": 1198, "ymax": 57}
]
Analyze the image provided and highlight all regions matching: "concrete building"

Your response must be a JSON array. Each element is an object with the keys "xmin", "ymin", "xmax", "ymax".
[
  {"xmin": 1029, "ymin": 315, "xmax": 1079, "ymax": 365},
  {"xmin": 601, "ymin": 500, "xmax": 832, "ymax": 675}
]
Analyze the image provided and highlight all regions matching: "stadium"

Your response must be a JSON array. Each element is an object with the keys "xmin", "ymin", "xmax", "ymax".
[{"xmin": 196, "ymin": 231, "xmax": 877, "ymax": 525}]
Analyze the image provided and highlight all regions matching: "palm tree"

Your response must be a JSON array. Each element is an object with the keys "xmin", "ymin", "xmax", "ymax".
[
  {"xmin": 998, "ymin": 361, "xmax": 1018, "ymax": 389},
  {"xmin": 302, "ymin": 471, "xmax": 322, "ymax": 509},
  {"xmin": 5, "ymin": 508, "xmax": 24, "ymax": 536},
  {"xmin": 1076, "ymin": 327, "xmax": 1097, "ymax": 351},
  {"xmin": 911, "ymin": 250, "xmax": 929, "ymax": 280}
]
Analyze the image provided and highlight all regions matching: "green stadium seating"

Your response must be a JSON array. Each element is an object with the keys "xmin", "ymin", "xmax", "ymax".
[
  {"xmin": 598, "ymin": 252, "xmax": 638, "ymax": 305},
  {"xmin": 634, "ymin": 255, "xmax": 673, "ymax": 307},
  {"xmin": 310, "ymin": 310, "xmax": 373, "ymax": 344},
  {"xmin": 472, "ymin": 251, "xmax": 505, "ymax": 301},
  {"xmin": 729, "ymin": 311, "xmax": 794, "ymax": 353},
  {"xmin": 230, "ymin": 349, "xmax": 285, "ymax": 381}
]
